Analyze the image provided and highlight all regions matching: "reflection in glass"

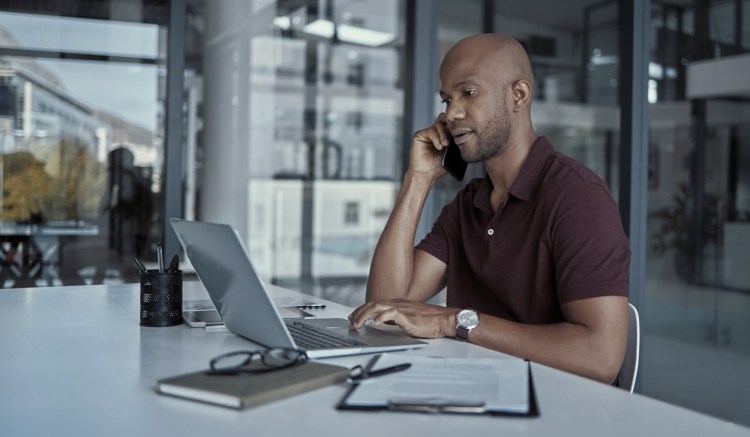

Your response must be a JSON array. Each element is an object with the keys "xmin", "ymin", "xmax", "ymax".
[
  {"xmin": 0, "ymin": 10, "xmax": 163, "ymax": 287},
  {"xmin": 646, "ymin": 0, "xmax": 750, "ymax": 425},
  {"xmin": 193, "ymin": 0, "xmax": 404, "ymax": 306},
  {"xmin": 647, "ymin": 0, "xmax": 750, "ymax": 354}
]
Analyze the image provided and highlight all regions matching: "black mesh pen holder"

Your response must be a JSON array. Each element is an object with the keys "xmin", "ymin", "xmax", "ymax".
[{"xmin": 140, "ymin": 270, "xmax": 183, "ymax": 327}]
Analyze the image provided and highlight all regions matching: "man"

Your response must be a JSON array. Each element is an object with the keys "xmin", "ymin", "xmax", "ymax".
[{"xmin": 348, "ymin": 34, "xmax": 631, "ymax": 384}]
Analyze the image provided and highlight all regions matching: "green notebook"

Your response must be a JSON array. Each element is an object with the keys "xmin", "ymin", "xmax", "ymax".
[{"xmin": 157, "ymin": 362, "xmax": 350, "ymax": 410}]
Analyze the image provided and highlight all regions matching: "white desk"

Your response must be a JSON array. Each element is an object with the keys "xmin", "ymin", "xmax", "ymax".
[{"xmin": 1, "ymin": 282, "xmax": 748, "ymax": 437}]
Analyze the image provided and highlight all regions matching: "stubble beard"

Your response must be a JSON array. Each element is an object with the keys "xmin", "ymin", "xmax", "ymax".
[{"xmin": 463, "ymin": 103, "xmax": 512, "ymax": 163}]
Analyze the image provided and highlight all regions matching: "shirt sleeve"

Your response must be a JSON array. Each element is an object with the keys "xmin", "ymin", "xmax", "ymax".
[{"xmin": 415, "ymin": 201, "xmax": 455, "ymax": 265}]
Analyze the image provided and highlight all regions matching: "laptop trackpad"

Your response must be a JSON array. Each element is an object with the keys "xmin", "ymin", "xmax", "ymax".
[
  {"xmin": 300, "ymin": 318, "xmax": 416, "ymax": 345},
  {"xmin": 300, "ymin": 318, "xmax": 351, "ymax": 329}
]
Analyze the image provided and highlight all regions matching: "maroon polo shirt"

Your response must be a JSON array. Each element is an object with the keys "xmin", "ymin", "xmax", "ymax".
[{"xmin": 416, "ymin": 136, "xmax": 630, "ymax": 324}]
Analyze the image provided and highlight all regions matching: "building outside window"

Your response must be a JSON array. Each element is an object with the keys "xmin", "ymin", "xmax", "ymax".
[
  {"xmin": 344, "ymin": 201, "xmax": 359, "ymax": 225},
  {"xmin": 0, "ymin": 5, "xmax": 165, "ymax": 287}
]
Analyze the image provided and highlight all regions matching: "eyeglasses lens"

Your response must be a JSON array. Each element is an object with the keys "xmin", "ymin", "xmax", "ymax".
[
  {"xmin": 263, "ymin": 348, "xmax": 304, "ymax": 368},
  {"xmin": 213, "ymin": 352, "xmax": 253, "ymax": 371}
]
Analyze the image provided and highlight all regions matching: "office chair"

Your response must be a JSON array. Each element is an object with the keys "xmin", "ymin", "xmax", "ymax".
[{"xmin": 617, "ymin": 303, "xmax": 640, "ymax": 393}]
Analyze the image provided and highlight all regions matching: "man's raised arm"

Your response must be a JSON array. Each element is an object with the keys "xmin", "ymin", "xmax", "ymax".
[{"xmin": 366, "ymin": 117, "xmax": 451, "ymax": 303}]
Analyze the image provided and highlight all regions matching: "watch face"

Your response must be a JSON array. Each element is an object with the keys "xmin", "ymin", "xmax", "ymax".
[{"xmin": 458, "ymin": 310, "xmax": 479, "ymax": 328}]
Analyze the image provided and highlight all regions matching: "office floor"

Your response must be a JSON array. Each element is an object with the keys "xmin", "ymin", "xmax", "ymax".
[
  {"xmin": 642, "ymin": 263, "xmax": 750, "ymax": 429},
  {"xmin": 641, "ymin": 334, "xmax": 750, "ymax": 428},
  {"xmin": 645, "ymin": 259, "xmax": 750, "ymax": 356}
]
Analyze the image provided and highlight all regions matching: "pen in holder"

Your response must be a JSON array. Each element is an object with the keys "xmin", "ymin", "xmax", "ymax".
[{"xmin": 140, "ymin": 269, "xmax": 183, "ymax": 327}]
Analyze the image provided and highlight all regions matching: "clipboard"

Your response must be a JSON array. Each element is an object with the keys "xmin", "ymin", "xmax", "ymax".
[{"xmin": 336, "ymin": 355, "xmax": 539, "ymax": 417}]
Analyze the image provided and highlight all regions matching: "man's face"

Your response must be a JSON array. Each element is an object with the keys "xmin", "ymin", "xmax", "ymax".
[
  {"xmin": 440, "ymin": 45, "xmax": 512, "ymax": 162},
  {"xmin": 439, "ymin": 62, "xmax": 513, "ymax": 164}
]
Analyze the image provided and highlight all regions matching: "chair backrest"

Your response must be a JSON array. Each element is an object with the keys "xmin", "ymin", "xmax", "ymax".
[{"xmin": 617, "ymin": 303, "xmax": 640, "ymax": 393}]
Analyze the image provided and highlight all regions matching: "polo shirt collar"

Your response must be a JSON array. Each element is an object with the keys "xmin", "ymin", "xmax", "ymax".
[{"xmin": 473, "ymin": 136, "xmax": 554, "ymax": 215}]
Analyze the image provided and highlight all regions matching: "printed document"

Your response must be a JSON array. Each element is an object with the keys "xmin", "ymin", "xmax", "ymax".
[{"xmin": 345, "ymin": 354, "xmax": 530, "ymax": 413}]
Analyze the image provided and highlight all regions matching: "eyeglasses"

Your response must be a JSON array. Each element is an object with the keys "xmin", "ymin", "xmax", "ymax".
[{"xmin": 207, "ymin": 348, "xmax": 308, "ymax": 376}]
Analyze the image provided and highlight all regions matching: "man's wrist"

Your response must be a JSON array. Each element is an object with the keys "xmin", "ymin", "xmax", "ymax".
[
  {"xmin": 404, "ymin": 168, "xmax": 440, "ymax": 190},
  {"xmin": 443, "ymin": 308, "xmax": 461, "ymax": 337}
]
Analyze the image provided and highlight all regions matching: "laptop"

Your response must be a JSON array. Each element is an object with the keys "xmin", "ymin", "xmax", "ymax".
[{"xmin": 171, "ymin": 219, "xmax": 426, "ymax": 358}]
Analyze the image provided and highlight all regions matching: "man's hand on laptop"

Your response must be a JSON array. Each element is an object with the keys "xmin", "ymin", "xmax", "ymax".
[{"xmin": 348, "ymin": 299, "xmax": 460, "ymax": 339}]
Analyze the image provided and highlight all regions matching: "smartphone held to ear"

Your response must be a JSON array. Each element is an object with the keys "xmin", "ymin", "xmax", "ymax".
[{"xmin": 441, "ymin": 137, "xmax": 468, "ymax": 181}]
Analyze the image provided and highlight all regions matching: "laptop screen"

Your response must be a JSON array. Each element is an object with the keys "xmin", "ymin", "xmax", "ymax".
[{"xmin": 171, "ymin": 218, "xmax": 297, "ymax": 349}]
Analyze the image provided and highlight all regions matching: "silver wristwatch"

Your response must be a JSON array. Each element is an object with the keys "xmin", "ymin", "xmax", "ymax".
[{"xmin": 455, "ymin": 309, "xmax": 479, "ymax": 341}]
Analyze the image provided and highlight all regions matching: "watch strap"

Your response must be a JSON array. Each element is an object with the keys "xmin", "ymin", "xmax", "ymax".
[{"xmin": 456, "ymin": 325, "xmax": 471, "ymax": 341}]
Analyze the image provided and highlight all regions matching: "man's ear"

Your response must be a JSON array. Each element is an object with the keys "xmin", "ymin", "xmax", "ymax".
[{"xmin": 511, "ymin": 80, "xmax": 532, "ymax": 111}]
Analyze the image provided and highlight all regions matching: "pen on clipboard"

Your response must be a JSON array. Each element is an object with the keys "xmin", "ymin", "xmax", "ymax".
[
  {"xmin": 295, "ymin": 303, "xmax": 326, "ymax": 310},
  {"xmin": 347, "ymin": 355, "xmax": 411, "ymax": 383}
]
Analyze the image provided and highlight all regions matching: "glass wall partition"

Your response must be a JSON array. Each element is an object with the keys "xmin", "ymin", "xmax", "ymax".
[
  {"xmin": 644, "ymin": 0, "xmax": 750, "ymax": 425},
  {"xmin": 0, "ymin": 4, "xmax": 166, "ymax": 287},
  {"xmin": 185, "ymin": 0, "xmax": 405, "ymax": 306}
]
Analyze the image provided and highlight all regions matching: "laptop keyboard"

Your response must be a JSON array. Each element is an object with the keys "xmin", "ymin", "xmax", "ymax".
[{"xmin": 286, "ymin": 321, "xmax": 366, "ymax": 349}]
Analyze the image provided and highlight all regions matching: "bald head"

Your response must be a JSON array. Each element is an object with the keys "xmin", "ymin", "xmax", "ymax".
[{"xmin": 440, "ymin": 33, "xmax": 534, "ymax": 92}]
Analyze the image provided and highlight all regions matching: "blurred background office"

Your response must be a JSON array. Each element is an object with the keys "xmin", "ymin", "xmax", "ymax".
[{"xmin": 0, "ymin": 0, "xmax": 747, "ymax": 427}]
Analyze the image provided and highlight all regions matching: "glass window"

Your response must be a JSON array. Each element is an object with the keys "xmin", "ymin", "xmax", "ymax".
[
  {"xmin": 0, "ymin": 8, "xmax": 165, "ymax": 287},
  {"xmin": 186, "ymin": 0, "xmax": 405, "ymax": 306},
  {"xmin": 646, "ymin": 0, "xmax": 750, "ymax": 426}
]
